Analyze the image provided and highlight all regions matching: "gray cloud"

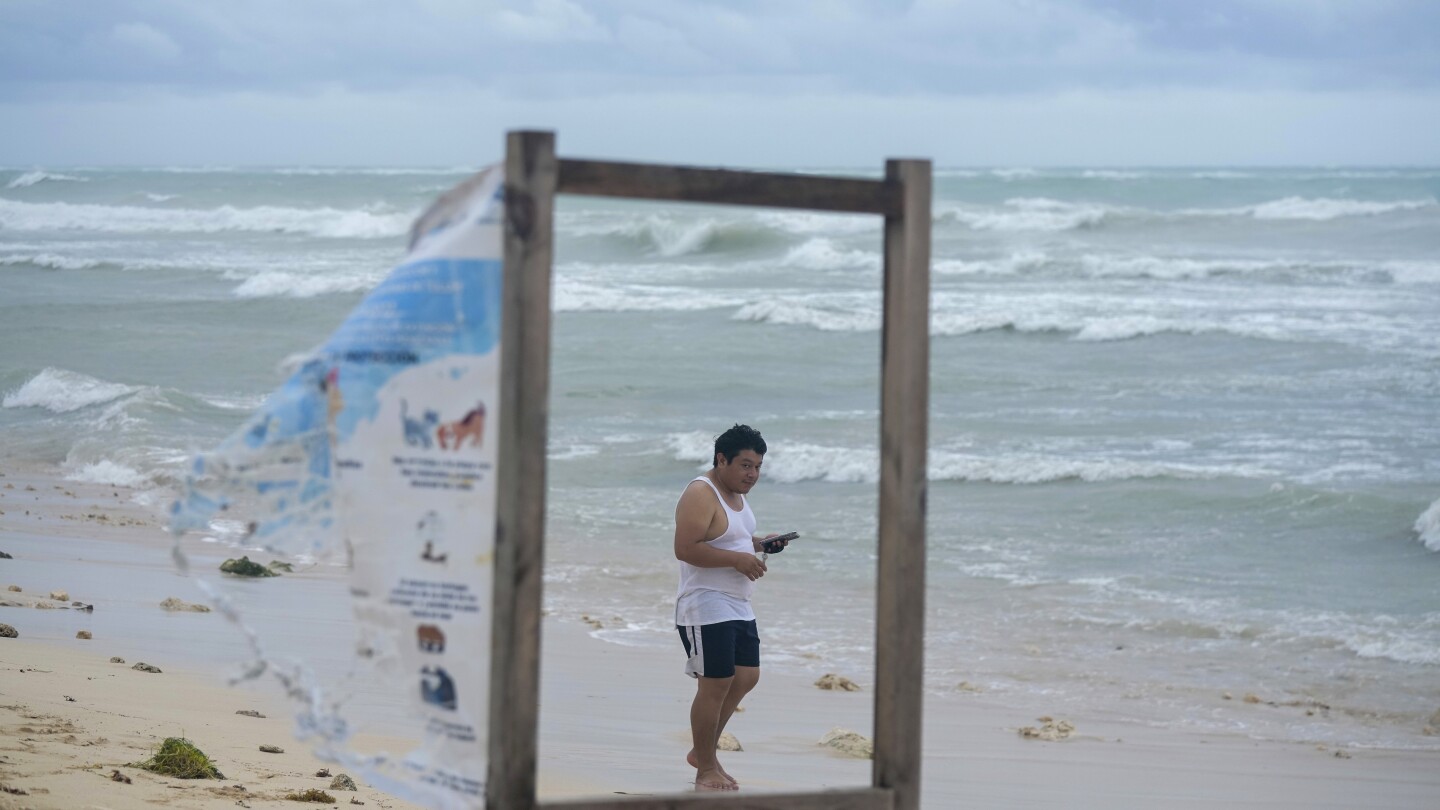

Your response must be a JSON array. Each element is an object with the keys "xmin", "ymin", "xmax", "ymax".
[{"xmin": 0, "ymin": 0, "xmax": 1436, "ymax": 164}]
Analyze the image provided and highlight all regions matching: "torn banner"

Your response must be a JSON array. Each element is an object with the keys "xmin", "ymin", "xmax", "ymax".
[{"xmin": 171, "ymin": 167, "xmax": 504, "ymax": 808}]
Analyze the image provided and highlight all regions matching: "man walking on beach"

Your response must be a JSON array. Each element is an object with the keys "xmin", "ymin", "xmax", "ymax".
[{"xmin": 673, "ymin": 424, "xmax": 787, "ymax": 792}]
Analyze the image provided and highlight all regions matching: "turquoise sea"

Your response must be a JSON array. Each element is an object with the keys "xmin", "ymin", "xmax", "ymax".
[{"xmin": 2, "ymin": 164, "xmax": 1437, "ymax": 750}]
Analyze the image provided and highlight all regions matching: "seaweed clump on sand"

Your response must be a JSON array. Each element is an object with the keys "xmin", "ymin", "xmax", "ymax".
[
  {"xmin": 284, "ymin": 788, "xmax": 337, "ymax": 803},
  {"xmin": 134, "ymin": 737, "xmax": 224, "ymax": 779},
  {"xmin": 219, "ymin": 556, "xmax": 278, "ymax": 577}
]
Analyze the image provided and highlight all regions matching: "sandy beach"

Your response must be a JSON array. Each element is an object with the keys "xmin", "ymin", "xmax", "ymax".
[{"xmin": 2, "ymin": 466, "xmax": 1437, "ymax": 809}]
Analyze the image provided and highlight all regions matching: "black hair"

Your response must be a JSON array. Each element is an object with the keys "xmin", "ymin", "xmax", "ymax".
[{"xmin": 713, "ymin": 424, "xmax": 766, "ymax": 466}]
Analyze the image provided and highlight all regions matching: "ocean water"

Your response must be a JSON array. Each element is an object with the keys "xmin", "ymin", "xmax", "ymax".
[{"xmin": 2, "ymin": 164, "xmax": 1438, "ymax": 750}]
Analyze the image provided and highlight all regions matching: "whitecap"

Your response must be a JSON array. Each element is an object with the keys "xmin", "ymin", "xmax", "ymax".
[
  {"xmin": 63, "ymin": 460, "xmax": 150, "ymax": 487},
  {"xmin": 732, "ymin": 299, "xmax": 879, "ymax": 332},
  {"xmin": 230, "ymin": 271, "xmax": 379, "ymax": 299},
  {"xmin": 2, "ymin": 368, "xmax": 137, "ymax": 413},
  {"xmin": 1250, "ymin": 196, "xmax": 1434, "ymax": 220},
  {"xmin": 780, "ymin": 238, "xmax": 877, "ymax": 271},
  {"xmin": 666, "ymin": 434, "xmax": 1268, "ymax": 485},
  {"xmin": 553, "ymin": 280, "xmax": 744, "ymax": 313},
  {"xmin": 1413, "ymin": 497, "xmax": 1440, "ymax": 552},
  {"xmin": 0, "ymin": 198, "xmax": 413, "ymax": 239},
  {"xmin": 0, "ymin": 253, "xmax": 102, "ymax": 271},
  {"xmin": 938, "ymin": 198, "xmax": 1112, "ymax": 231},
  {"xmin": 7, "ymin": 170, "xmax": 88, "ymax": 189}
]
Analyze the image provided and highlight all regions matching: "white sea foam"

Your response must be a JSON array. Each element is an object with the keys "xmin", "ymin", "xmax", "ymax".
[
  {"xmin": 1081, "ymin": 170, "xmax": 1145, "ymax": 180},
  {"xmin": 666, "ymin": 433, "xmax": 1265, "ymax": 485},
  {"xmin": 1414, "ymin": 498, "xmax": 1440, "ymax": 552},
  {"xmin": 732, "ymin": 299, "xmax": 879, "ymax": 332},
  {"xmin": 143, "ymin": 193, "xmax": 178, "ymax": 202},
  {"xmin": 779, "ymin": 238, "xmax": 877, "ymax": 271},
  {"xmin": 757, "ymin": 210, "xmax": 876, "ymax": 236},
  {"xmin": 230, "ymin": 271, "xmax": 379, "ymax": 299},
  {"xmin": 7, "ymin": 170, "xmax": 88, "ymax": 189},
  {"xmin": 0, "ymin": 253, "xmax": 102, "ymax": 271},
  {"xmin": 991, "ymin": 168, "xmax": 1039, "ymax": 180},
  {"xmin": 1190, "ymin": 170, "xmax": 1254, "ymax": 179},
  {"xmin": 1228, "ymin": 197, "xmax": 1434, "ymax": 221},
  {"xmin": 933, "ymin": 250, "xmax": 1049, "ymax": 276},
  {"xmin": 63, "ymin": 460, "xmax": 150, "ymax": 487},
  {"xmin": 938, "ymin": 198, "xmax": 1112, "ymax": 231},
  {"xmin": 3, "ymin": 368, "xmax": 137, "ymax": 413},
  {"xmin": 554, "ymin": 280, "xmax": 745, "ymax": 312},
  {"xmin": 0, "ymin": 198, "xmax": 413, "ymax": 238}
]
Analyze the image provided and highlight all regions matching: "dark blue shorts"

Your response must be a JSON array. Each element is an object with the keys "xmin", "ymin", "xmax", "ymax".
[{"xmin": 677, "ymin": 619, "xmax": 759, "ymax": 679}]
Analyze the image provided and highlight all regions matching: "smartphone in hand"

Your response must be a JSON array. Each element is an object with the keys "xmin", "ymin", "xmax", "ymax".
[{"xmin": 761, "ymin": 531, "xmax": 799, "ymax": 555}]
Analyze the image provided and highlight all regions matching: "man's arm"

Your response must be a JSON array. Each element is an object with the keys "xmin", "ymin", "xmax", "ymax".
[{"xmin": 674, "ymin": 482, "xmax": 766, "ymax": 581}]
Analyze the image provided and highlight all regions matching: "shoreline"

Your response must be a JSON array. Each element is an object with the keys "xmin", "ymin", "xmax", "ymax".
[{"xmin": 2, "ymin": 465, "xmax": 1438, "ymax": 808}]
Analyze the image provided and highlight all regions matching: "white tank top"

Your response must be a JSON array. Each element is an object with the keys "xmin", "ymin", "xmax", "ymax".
[{"xmin": 675, "ymin": 476, "xmax": 758, "ymax": 626}]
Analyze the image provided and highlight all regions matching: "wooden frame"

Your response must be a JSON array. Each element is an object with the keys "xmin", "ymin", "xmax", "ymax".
[{"xmin": 490, "ymin": 131, "xmax": 931, "ymax": 810}]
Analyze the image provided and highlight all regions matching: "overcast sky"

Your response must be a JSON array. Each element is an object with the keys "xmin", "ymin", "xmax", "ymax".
[{"xmin": 3, "ymin": 0, "xmax": 1438, "ymax": 167}]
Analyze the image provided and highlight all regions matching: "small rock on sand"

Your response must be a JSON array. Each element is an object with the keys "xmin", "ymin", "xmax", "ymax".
[
  {"xmin": 110, "ymin": 656, "xmax": 125, "ymax": 663},
  {"xmin": 1019, "ymin": 717, "xmax": 1075, "ymax": 741},
  {"xmin": 818, "ymin": 727, "xmax": 873, "ymax": 759},
  {"xmin": 132, "ymin": 662, "xmax": 162, "ymax": 673},
  {"xmin": 6, "ymin": 585, "xmax": 19, "ymax": 592},
  {"xmin": 259, "ymin": 744, "xmax": 284, "ymax": 754},
  {"xmin": 76, "ymin": 630, "xmax": 92, "ymax": 640},
  {"xmin": 0, "ymin": 623, "xmax": 17, "ymax": 638},
  {"xmin": 329, "ymin": 774, "xmax": 357, "ymax": 791},
  {"xmin": 814, "ymin": 673, "xmax": 861, "ymax": 691},
  {"xmin": 0, "ymin": 551, "xmax": 10, "ymax": 559},
  {"xmin": 160, "ymin": 597, "xmax": 212, "ymax": 613},
  {"xmin": 1243, "ymin": 693, "xmax": 1262, "ymax": 704},
  {"xmin": 236, "ymin": 709, "xmax": 266, "ymax": 718},
  {"xmin": 35, "ymin": 600, "xmax": 58, "ymax": 610},
  {"xmin": 49, "ymin": 590, "xmax": 69, "ymax": 601},
  {"xmin": 717, "ymin": 732, "xmax": 742, "ymax": 752}
]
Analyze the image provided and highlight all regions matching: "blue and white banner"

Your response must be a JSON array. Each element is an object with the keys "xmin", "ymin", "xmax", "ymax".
[{"xmin": 171, "ymin": 167, "xmax": 504, "ymax": 809}]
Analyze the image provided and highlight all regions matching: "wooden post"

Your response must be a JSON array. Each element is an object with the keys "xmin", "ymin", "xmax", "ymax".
[
  {"xmin": 483, "ymin": 138, "xmax": 928, "ymax": 810},
  {"xmin": 872, "ymin": 158, "xmax": 931, "ymax": 810},
  {"xmin": 489, "ymin": 130, "xmax": 558, "ymax": 810}
]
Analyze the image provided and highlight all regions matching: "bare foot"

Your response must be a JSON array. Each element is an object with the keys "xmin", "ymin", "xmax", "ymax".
[
  {"xmin": 694, "ymin": 767, "xmax": 737, "ymax": 792},
  {"xmin": 687, "ymin": 750, "xmax": 737, "ymax": 786}
]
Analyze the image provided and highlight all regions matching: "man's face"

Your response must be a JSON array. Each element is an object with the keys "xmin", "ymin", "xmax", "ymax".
[{"xmin": 716, "ymin": 449, "xmax": 763, "ymax": 494}]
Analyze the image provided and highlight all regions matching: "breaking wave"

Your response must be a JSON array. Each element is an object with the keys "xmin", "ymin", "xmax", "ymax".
[
  {"xmin": 1214, "ymin": 197, "xmax": 1435, "ymax": 221},
  {"xmin": 0, "ymin": 198, "xmax": 413, "ymax": 239},
  {"xmin": 229, "ymin": 270, "xmax": 381, "ymax": 299},
  {"xmin": 0, "ymin": 253, "xmax": 103, "ymax": 271},
  {"xmin": 2, "ymin": 368, "xmax": 138, "ymax": 413},
  {"xmin": 7, "ymin": 170, "xmax": 88, "ymax": 189},
  {"xmin": 1415, "ymin": 498, "xmax": 1440, "ymax": 552},
  {"xmin": 665, "ymin": 433, "xmax": 1268, "ymax": 485},
  {"xmin": 938, "ymin": 198, "xmax": 1112, "ymax": 231}
]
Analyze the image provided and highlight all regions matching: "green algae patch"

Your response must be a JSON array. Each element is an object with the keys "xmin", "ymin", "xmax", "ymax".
[
  {"xmin": 220, "ymin": 556, "xmax": 278, "ymax": 577},
  {"xmin": 134, "ymin": 737, "xmax": 224, "ymax": 779}
]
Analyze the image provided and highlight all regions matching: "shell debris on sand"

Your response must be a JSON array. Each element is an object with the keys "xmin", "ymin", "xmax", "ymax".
[
  {"xmin": 132, "ymin": 662, "xmax": 162, "ymax": 673},
  {"xmin": 818, "ymin": 727, "xmax": 873, "ymax": 759},
  {"xmin": 1019, "ymin": 716, "xmax": 1076, "ymax": 741},
  {"xmin": 717, "ymin": 732, "xmax": 742, "ymax": 752},
  {"xmin": 0, "ymin": 623, "xmax": 17, "ymax": 638},
  {"xmin": 814, "ymin": 673, "xmax": 862, "ymax": 691},
  {"xmin": 75, "ymin": 630, "xmax": 91, "ymax": 640},
  {"xmin": 49, "ymin": 590, "xmax": 68, "ymax": 601}
]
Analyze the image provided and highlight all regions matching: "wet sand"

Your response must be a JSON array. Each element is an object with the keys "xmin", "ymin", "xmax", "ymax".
[{"xmin": 2, "ymin": 467, "xmax": 1437, "ymax": 808}]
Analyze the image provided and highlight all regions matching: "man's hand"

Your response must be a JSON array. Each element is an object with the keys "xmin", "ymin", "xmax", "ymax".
[{"xmin": 732, "ymin": 552, "xmax": 767, "ymax": 581}]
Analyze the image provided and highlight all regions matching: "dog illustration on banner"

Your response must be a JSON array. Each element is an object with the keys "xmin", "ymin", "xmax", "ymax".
[
  {"xmin": 398, "ymin": 400, "xmax": 486, "ymax": 452},
  {"xmin": 438, "ymin": 402, "xmax": 486, "ymax": 451}
]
